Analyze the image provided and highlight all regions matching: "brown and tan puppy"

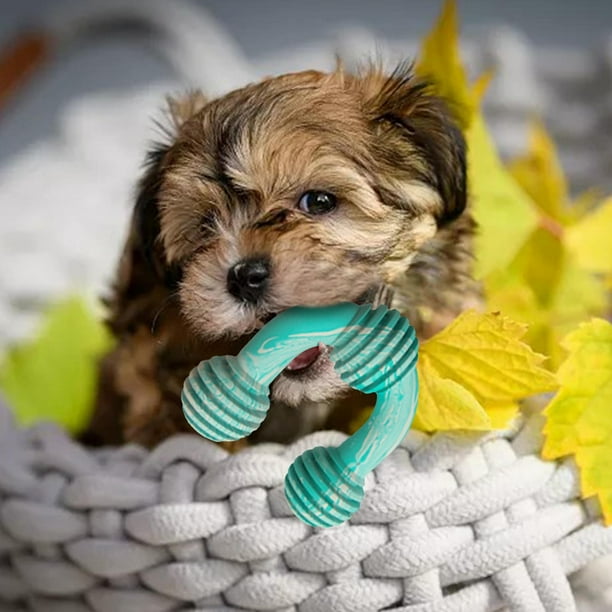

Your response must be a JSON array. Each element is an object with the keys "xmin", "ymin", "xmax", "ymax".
[{"xmin": 84, "ymin": 62, "xmax": 480, "ymax": 448}]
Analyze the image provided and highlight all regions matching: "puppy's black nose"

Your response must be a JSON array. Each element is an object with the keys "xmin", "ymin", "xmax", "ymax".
[{"xmin": 227, "ymin": 257, "xmax": 270, "ymax": 303}]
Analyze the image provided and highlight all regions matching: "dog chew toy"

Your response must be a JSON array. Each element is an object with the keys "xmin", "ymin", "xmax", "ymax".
[{"xmin": 181, "ymin": 302, "xmax": 419, "ymax": 528}]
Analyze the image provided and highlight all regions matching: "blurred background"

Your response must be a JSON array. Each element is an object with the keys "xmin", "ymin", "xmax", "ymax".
[{"xmin": 0, "ymin": 0, "xmax": 611, "ymax": 346}]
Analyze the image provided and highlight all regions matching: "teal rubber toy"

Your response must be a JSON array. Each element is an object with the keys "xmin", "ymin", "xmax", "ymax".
[{"xmin": 182, "ymin": 302, "xmax": 419, "ymax": 528}]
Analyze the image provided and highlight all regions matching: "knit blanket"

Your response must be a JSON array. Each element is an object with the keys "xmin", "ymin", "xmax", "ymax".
[{"xmin": 1, "ymin": 399, "xmax": 611, "ymax": 612}]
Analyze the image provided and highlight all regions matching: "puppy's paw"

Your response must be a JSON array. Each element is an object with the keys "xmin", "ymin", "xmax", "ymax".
[{"xmin": 123, "ymin": 398, "xmax": 189, "ymax": 448}]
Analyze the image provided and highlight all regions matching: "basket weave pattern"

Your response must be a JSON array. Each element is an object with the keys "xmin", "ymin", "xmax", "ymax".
[{"xmin": 1, "ymin": 403, "xmax": 611, "ymax": 612}]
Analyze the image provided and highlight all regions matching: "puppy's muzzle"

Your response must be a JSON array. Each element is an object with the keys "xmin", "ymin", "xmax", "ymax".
[{"xmin": 227, "ymin": 257, "xmax": 270, "ymax": 304}]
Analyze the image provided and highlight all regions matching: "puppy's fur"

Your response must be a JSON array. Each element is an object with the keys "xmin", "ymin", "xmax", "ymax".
[{"xmin": 84, "ymin": 63, "xmax": 480, "ymax": 448}]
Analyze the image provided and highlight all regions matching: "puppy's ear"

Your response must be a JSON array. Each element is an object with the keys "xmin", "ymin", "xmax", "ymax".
[
  {"xmin": 356, "ymin": 62, "xmax": 467, "ymax": 225},
  {"xmin": 166, "ymin": 90, "xmax": 209, "ymax": 133},
  {"xmin": 109, "ymin": 91, "xmax": 208, "ymax": 331},
  {"xmin": 130, "ymin": 144, "xmax": 176, "ymax": 286},
  {"xmin": 133, "ymin": 91, "xmax": 209, "ymax": 283}
]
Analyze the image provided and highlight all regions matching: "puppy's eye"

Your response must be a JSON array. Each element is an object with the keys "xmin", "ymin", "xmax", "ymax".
[{"xmin": 298, "ymin": 191, "xmax": 337, "ymax": 215}]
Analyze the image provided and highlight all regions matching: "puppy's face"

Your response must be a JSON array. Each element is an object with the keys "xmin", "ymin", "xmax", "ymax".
[{"xmin": 135, "ymin": 65, "xmax": 466, "ymax": 406}]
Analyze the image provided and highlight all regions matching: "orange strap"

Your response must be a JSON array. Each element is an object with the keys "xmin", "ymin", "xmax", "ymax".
[{"xmin": 0, "ymin": 32, "xmax": 51, "ymax": 113}]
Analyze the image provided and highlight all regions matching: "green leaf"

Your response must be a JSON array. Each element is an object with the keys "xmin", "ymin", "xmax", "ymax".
[{"xmin": 0, "ymin": 297, "xmax": 113, "ymax": 433}]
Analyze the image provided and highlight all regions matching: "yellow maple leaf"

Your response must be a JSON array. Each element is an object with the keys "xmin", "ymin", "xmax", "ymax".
[
  {"xmin": 565, "ymin": 197, "xmax": 612, "ymax": 274},
  {"xmin": 415, "ymin": 0, "xmax": 474, "ymax": 130},
  {"xmin": 416, "ymin": 0, "xmax": 539, "ymax": 279},
  {"xmin": 507, "ymin": 119, "xmax": 570, "ymax": 222},
  {"xmin": 542, "ymin": 318, "xmax": 612, "ymax": 524},
  {"xmin": 471, "ymin": 70, "xmax": 494, "ymax": 105},
  {"xmin": 484, "ymin": 272, "xmax": 551, "ymax": 359},
  {"xmin": 412, "ymin": 354, "xmax": 491, "ymax": 431},
  {"xmin": 489, "ymin": 121, "xmax": 611, "ymax": 367},
  {"xmin": 486, "ymin": 260, "xmax": 607, "ymax": 371},
  {"xmin": 468, "ymin": 116, "xmax": 540, "ymax": 278},
  {"xmin": 550, "ymin": 254, "xmax": 608, "ymax": 336},
  {"xmin": 487, "ymin": 403, "xmax": 522, "ymax": 429},
  {"xmin": 420, "ymin": 311, "xmax": 557, "ymax": 401},
  {"xmin": 412, "ymin": 310, "xmax": 557, "ymax": 432},
  {"xmin": 507, "ymin": 120, "xmax": 612, "ymax": 276}
]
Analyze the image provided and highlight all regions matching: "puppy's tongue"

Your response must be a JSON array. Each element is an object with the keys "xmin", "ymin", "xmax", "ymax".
[{"xmin": 285, "ymin": 346, "xmax": 321, "ymax": 372}]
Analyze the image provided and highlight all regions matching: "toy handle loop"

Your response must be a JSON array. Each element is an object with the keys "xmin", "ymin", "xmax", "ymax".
[
  {"xmin": 285, "ymin": 374, "xmax": 418, "ymax": 526},
  {"xmin": 285, "ymin": 307, "xmax": 418, "ymax": 527},
  {"xmin": 182, "ymin": 302, "xmax": 419, "ymax": 527}
]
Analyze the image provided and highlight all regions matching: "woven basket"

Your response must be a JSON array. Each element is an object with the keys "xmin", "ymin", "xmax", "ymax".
[{"xmin": 1, "ymin": 399, "xmax": 611, "ymax": 612}]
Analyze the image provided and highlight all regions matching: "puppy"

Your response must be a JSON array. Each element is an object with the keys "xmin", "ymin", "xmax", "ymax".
[{"xmin": 84, "ymin": 63, "xmax": 480, "ymax": 448}]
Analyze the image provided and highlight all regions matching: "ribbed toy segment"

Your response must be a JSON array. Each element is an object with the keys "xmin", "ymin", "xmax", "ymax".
[
  {"xmin": 181, "ymin": 355, "xmax": 269, "ymax": 442},
  {"xmin": 331, "ymin": 307, "xmax": 401, "ymax": 374},
  {"xmin": 345, "ymin": 331, "xmax": 417, "ymax": 395},
  {"xmin": 284, "ymin": 446, "xmax": 365, "ymax": 528},
  {"xmin": 332, "ymin": 306, "xmax": 418, "ymax": 394},
  {"xmin": 331, "ymin": 304, "xmax": 388, "ymax": 361}
]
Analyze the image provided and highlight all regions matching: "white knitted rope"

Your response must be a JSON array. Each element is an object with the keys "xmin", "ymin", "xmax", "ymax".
[{"xmin": 0, "ymin": 401, "xmax": 611, "ymax": 612}]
